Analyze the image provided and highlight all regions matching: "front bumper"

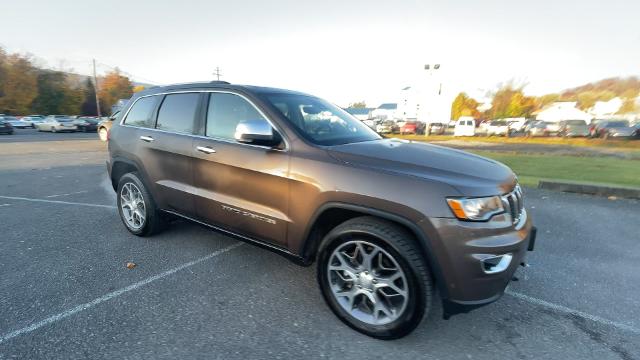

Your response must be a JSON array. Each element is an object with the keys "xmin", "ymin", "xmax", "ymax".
[{"xmin": 420, "ymin": 210, "xmax": 535, "ymax": 316}]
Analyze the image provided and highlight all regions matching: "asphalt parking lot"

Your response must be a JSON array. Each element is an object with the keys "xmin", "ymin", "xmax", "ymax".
[{"xmin": 0, "ymin": 130, "xmax": 639, "ymax": 359}]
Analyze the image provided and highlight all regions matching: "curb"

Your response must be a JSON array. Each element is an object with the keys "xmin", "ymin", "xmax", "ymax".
[{"xmin": 538, "ymin": 181, "xmax": 640, "ymax": 199}]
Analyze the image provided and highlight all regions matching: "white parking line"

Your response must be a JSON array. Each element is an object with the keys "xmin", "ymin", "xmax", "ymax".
[
  {"xmin": 0, "ymin": 195, "xmax": 115, "ymax": 209},
  {"xmin": 506, "ymin": 290, "xmax": 640, "ymax": 335},
  {"xmin": 0, "ymin": 203, "xmax": 12, "ymax": 207},
  {"xmin": 45, "ymin": 190, "xmax": 89, "ymax": 198},
  {"xmin": 0, "ymin": 242, "xmax": 243, "ymax": 345}
]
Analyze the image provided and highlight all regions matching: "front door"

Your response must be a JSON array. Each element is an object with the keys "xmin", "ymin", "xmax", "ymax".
[{"xmin": 192, "ymin": 92, "xmax": 290, "ymax": 246}]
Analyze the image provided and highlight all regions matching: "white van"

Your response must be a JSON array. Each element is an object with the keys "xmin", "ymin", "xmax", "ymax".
[{"xmin": 454, "ymin": 118, "xmax": 476, "ymax": 136}]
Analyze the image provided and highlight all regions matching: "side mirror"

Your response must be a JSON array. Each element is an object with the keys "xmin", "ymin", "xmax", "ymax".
[{"xmin": 234, "ymin": 119, "xmax": 279, "ymax": 147}]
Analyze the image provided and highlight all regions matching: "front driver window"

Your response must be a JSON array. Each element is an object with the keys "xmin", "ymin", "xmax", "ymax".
[{"xmin": 206, "ymin": 93, "xmax": 267, "ymax": 140}]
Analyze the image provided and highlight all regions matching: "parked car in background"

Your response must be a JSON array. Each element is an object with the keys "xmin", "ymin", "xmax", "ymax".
[
  {"xmin": 399, "ymin": 121, "xmax": 425, "ymax": 135},
  {"xmin": 557, "ymin": 120, "xmax": 589, "ymax": 137},
  {"xmin": 426, "ymin": 122, "xmax": 446, "ymax": 135},
  {"xmin": 36, "ymin": 115, "xmax": 77, "ymax": 132},
  {"xmin": 526, "ymin": 121, "xmax": 549, "ymax": 137},
  {"xmin": 453, "ymin": 118, "xmax": 475, "ymax": 136},
  {"xmin": 97, "ymin": 111, "xmax": 119, "ymax": 141},
  {"xmin": 544, "ymin": 121, "xmax": 561, "ymax": 135},
  {"xmin": 362, "ymin": 119, "xmax": 377, "ymax": 129},
  {"xmin": 631, "ymin": 122, "xmax": 640, "ymax": 139},
  {"xmin": 0, "ymin": 118, "xmax": 14, "ymax": 135},
  {"xmin": 2, "ymin": 116, "xmax": 32, "ymax": 129},
  {"xmin": 588, "ymin": 119, "xmax": 605, "ymax": 137},
  {"xmin": 376, "ymin": 120, "xmax": 399, "ymax": 134},
  {"xmin": 20, "ymin": 116, "xmax": 45, "ymax": 127},
  {"xmin": 506, "ymin": 118, "xmax": 527, "ymax": 133},
  {"xmin": 486, "ymin": 120, "xmax": 509, "ymax": 136},
  {"xmin": 595, "ymin": 120, "xmax": 633, "ymax": 139},
  {"xmin": 73, "ymin": 117, "xmax": 101, "ymax": 132}
]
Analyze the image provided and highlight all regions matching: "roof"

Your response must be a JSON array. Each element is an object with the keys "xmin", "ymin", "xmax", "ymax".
[
  {"xmin": 377, "ymin": 103, "xmax": 398, "ymax": 110},
  {"xmin": 136, "ymin": 82, "xmax": 311, "ymax": 97},
  {"xmin": 344, "ymin": 108, "xmax": 373, "ymax": 115}
]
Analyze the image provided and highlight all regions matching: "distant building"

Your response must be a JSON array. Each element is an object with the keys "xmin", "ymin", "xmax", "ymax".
[
  {"xmin": 344, "ymin": 107, "xmax": 373, "ymax": 120},
  {"xmin": 397, "ymin": 87, "xmax": 420, "ymax": 120},
  {"xmin": 371, "ymin": 103, "xmax": 398, "ymax": 120},
  {"xmin": 589, "ymin": 97, "xmax": 623, "ymax": 118},
  {"xmin": 535, "ymin": 102, "xmax": 591, "ymax": 122}
]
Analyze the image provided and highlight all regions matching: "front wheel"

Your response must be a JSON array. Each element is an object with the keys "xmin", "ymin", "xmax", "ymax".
[
  {"xmin": 116, "ymin": 172, "xmax": 164, "ymax": 236},
  {"xmin": 317, "ymin": 216, "xmax": 433, "ymax": 339}
]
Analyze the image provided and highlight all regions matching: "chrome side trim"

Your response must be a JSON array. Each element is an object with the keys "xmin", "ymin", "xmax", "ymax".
[
  {"xmin": 161, "ymin": 209, "xmax": 298, "ymax": 258},
  {"xmin": 118, "ymin": 90, "xmax": 290, "ymax": 152}
]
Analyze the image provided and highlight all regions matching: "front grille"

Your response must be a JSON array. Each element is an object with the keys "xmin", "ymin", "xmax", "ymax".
[{"xmin": 502, "ymin": 185, "xmax": 524, "ymax": 224}]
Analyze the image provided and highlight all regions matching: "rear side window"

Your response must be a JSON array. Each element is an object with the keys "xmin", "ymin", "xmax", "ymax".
[
  {"xmin": 124, "ymin": 96, "xmax": 159, "ymax": 128},
  {"xmin": 156, "ymin": 93, "xmax": 200, "ymax": 134},
  {"xmin": 206, "ymin": 93, "xmax": 266, "ymax": 140}
]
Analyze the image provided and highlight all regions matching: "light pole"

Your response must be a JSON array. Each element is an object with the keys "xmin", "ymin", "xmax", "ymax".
[{"xmin": 424, "ymin": 64, "xmax": 441, "ymax": 136}]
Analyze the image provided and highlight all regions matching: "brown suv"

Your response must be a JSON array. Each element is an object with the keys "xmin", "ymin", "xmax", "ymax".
[{"xmin": 107, "ymin": 82, "xmax": 535, "ymax": 339}]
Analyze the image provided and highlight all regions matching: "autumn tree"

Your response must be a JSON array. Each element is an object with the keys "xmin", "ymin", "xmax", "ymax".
[
  {"xmin": 348, "ymin": 101, "xmax": 367, "ymax": 108},
  {"xmin": 617, "ymin": 88, "xmax": 640, "ymax": 114},
  {"xmin": 488, "ymin": 84, "xmax": 536, "ymax": 119},
  {"xmin": 31, "ymin": 71, "xmax": 68, "ymax": 114},
  {"xmin": 451, "ymin": 92, "xmax": 480, "ymax": 120},
  {"xmin": 132, "ymin": 85, "xmax": 146, "ymax": 93},
  {"xmin": 535, "ymin": 93, "xmax": 560, "ymax": 110},
  {"xmin": 0, "ymin": 53, "xmax": 38, "ymax": 114},
  {"xmin": 98, "ymin": 70, "xmax": 133, "ymax": 114}
]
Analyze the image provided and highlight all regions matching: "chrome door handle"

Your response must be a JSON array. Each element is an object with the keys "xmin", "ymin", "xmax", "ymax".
[
  {"xmin": 196, "ymin": 146, "xmax": 216, "ymax": 154},
  {"xmin": 140, "ymin": 136, "xmax": 154, "ymax": 142}
]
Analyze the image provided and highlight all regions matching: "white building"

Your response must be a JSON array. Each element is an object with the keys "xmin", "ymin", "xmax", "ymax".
[
  {"xmin": 589, "ymin": 97, "xmax": 622, "ymax": 118},
  {"xmin": 396, "ymin": 65, "xmax": 451, "ymax": 123},
  {"xmin": 344, "ymin": 107, "xmax": 373, "ymax": 120},
  {"xmin": 370, "ymin": 103, "xmax": 398, "ymax": 120},
  {"xmin": 535, "ymin": 102, "xmax": 592, "ymax": 122}
]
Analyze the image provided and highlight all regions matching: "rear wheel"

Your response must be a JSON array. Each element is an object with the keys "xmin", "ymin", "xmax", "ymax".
[
  {"xmin": 116, "ymin": 172, "xmax": 164, "ymax": 236},
  {"xmin": 317, "ymin": 216, "xmax": 432, "ymax": 339},
  {"xmin": 51, "ymin": 127, "xmax": 56, "ymax": 133}
]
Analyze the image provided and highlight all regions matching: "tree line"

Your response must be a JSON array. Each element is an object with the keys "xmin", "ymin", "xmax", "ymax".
[
  {"xmin": 451, "ymin": 77, "xmax": 640, "ymax": 121},
  {"xmin": 0, "ymin": 47, "xmax": 138, "ymax": 116}
]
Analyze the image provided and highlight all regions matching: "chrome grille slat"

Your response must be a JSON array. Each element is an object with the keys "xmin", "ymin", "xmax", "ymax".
[{"xmin": 502, "ymin": 185, "xmax": 523, "ymax": 224}]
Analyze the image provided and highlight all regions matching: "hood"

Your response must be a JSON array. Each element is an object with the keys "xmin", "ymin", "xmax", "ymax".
[{"xmin": 328, "ymin": 138, "xmax": 516, "ymax": 196}]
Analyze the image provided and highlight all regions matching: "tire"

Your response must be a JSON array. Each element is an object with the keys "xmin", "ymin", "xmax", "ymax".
[
  {"xmin": 98, "ymin": 127, "xmax": 108, "ymax": 141},
  {"xmin": 51, "ymin": 127, "xmax": 56, "ymax": 133},
  {"xmin": 116, "ymin": 172, "xmax": 164, "ymax": 236},
  {"xmin": 317, "ymin": 216, "xmax": 433, "ymax": 339}
]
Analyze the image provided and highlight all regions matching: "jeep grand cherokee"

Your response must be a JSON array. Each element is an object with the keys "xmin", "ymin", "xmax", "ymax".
[{"xmin": 107, "ymin": 81, "xmax": 536, "ymax": 339}]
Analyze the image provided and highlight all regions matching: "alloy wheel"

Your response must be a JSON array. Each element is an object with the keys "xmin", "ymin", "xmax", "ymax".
[
  {"xmin": 327, "ymin": 240, "xmax": 409, "ymax": 325},
  {"xmin": 120, "ymin": 182, "xmax": 146, "ymax": 230}
]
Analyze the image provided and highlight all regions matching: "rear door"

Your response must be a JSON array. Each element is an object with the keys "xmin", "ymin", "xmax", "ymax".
[
  {"xmin": 121, "ymin": 92, "xmax": 201, "ymax": 217},
  {"xmin": 192, "ymin": 92, "xmax": 291, "ymax": 246}
]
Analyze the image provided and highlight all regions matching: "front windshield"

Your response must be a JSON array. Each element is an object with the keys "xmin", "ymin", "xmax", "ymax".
[{"xmin": 263, "ymin": 93, "xmax": 381, "ymax": 146}]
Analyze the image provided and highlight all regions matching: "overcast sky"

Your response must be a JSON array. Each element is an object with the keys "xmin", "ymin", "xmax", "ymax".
[{"xmin": 1, "ymin": 0, "xmax": 639, "ymax": 107}]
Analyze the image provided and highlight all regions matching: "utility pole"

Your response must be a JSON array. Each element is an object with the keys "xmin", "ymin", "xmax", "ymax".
[
  {"xmin": 212, "ymin": 66, "xmax": 222, "ymax": 81},
  {"xmin": 92, "ymin": 59, "xmax": 102, "ymax": 117}
]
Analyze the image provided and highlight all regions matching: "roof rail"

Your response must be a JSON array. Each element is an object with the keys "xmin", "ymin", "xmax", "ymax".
[{"xmin": 210, "ymin": 80, "xmax": 230, "ymax": 84}]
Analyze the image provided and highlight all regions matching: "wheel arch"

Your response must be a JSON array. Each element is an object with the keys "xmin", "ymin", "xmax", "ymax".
[
  {"xmin": 109, "ymin": 157, "xmax": 151, "ymax": 192},
  {"xmin": 300, "ymin": 202, "xmax": 449, "ymax": 299}
]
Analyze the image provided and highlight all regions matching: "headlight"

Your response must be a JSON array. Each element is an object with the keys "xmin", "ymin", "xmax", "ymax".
[{"xmin": 446, "ymin": 196, "xmax": 504, "ymax": 221}]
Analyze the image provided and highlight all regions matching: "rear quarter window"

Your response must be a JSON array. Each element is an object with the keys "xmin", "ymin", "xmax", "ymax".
[{"xmin": 124, "ymin": 96, "xmax": 159, "ymax": 128}]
